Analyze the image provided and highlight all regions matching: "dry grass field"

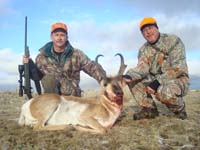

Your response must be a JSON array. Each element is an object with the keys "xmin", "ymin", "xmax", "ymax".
[{"xmin": 0, "ymin": 88, "xmax": 199, "ymax": 150}]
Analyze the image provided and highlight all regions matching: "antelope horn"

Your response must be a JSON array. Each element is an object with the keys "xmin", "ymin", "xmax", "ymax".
[
  {"xmin": 115, "ymin": 53, "xmax": 127, "ymax": 75},
  {"xmin": 95, "ymin": 54, "xmax": 104, "ymax": 63}
]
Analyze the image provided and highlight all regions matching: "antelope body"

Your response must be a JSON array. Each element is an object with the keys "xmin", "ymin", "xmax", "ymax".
[{"xmin": 18, "ymin": 54, "xmax": 127, "ymax": 134}]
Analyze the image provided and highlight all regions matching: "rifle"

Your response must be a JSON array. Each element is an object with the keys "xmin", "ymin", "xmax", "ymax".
[{"xmin": 18, "ymin": 16, "xmax": 42, "ymax": 99}]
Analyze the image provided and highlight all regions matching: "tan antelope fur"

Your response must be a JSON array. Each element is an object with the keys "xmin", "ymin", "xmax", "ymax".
[{"xmin": 18, "ymin": 54, "xmax": 127, "ymax": 134}]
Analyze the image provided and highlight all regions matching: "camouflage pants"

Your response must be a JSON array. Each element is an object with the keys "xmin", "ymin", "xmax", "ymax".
[
  {"xmin": 128, "ymin": 77, "xmax": 189, "ymax": 113},
  {"xmin": 41, "ymin": 75, "xmax": 81, "ymax": 97}
]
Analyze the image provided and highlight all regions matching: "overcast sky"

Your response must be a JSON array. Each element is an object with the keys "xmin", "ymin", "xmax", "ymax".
[{"xmin": 0, "ymin": 0, "xmax": 200, "ymax": 91}]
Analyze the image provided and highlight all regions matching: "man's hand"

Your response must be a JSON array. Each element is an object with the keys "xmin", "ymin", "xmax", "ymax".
[
  {"xmin": 23, "ymin": 55, "xmax": 30, "ymax": 64},
  {"xmin": 122, "ymin": 74, "xmax": 132, "ymax": 83},
  {"xmin": 146, "ymin": 80, "xmax": 160, "ymax": 94},
  {"xmin": 146, "ymin": 86, "xmax": 155, "ymax": 94}
]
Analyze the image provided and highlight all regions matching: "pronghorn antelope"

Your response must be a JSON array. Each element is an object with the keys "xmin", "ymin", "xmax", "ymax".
[{"xmin": 18, "ymin": 53, "xmax": 127, "ymax": 134}]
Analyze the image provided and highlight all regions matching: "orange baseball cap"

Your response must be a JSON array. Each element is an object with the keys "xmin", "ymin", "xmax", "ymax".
[
  {"xmin": 51, "ymin": 22, "xmax": 67, "ymax": 33},
  {"xmin": 139, "ymin": 17, "xmax": 157, "ymax": 30}
]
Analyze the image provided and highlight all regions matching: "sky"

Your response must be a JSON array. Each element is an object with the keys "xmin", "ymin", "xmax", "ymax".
[{"xmin": 0, "ymin": 0, "xmax": 200, "ymax": 92}]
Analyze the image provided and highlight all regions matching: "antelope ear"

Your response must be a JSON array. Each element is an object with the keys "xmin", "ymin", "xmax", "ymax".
[
  {"xmin": 122, "ymin": 80, "xmax": 127, "ymax": 87},
  {"xmin": 100, "ymin": 78, "xmax": 107, "ymax": 88},
  {"xmin": 100, "ymin": 79, "xmax": 104, "ymax": 87},
  {"xmin": 119, "ymin": 75, "xmax": 129, "ymax": 87}
]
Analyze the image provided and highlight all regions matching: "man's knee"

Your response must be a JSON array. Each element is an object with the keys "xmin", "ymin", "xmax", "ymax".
[
  {"xmin": 156, "ymin": 81, "xmax": 182, "ymax": 102},
  {"xmin": 156, "ymin": 84, "xmax": 185, "ymax": 113}
]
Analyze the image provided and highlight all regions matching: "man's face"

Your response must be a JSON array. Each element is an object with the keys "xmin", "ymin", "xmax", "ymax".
[
  {"xmin": 51, "ymin": 31, "xmax": 67, "ymax": 48},
  {"xmin": 141, "ymin": 25, "xmax": 159, "ymax": 44}
]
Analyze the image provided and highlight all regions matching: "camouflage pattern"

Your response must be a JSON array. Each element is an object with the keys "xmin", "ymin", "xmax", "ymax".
[
  {"xmin": 126, "ymin": 33, "xmax": 189, "ymax": 113},
  {"xmin": 35, "ymin": 41, "xmax": 106, "ymax": 96}
]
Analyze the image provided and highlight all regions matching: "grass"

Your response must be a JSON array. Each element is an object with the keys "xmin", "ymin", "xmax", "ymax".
[{"xmin": 0, "ymin": 90, "xmax": 199, "ymax": 150}]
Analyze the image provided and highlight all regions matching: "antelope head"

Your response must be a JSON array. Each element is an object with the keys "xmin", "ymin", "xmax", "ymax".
[{"xmin": 95, "ymin": 53, "xmax": 127, "ymax": 105}]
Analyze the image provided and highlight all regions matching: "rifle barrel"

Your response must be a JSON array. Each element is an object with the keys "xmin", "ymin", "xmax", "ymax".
[{"xmin": 24, "ymin": 16, "xmax": 32, "ymax": 99}]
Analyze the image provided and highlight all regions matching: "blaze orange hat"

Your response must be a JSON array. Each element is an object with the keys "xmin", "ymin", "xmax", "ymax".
[
  {"xmin": 139, "ymin": 17, "xmax": 158, "ymax": 31},
  {"xmin": 51, "ymin": 22, "xmax": 67, "ymax": 33}
]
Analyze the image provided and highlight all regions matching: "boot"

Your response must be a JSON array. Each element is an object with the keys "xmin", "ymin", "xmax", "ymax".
[
  {"xmin": 173, "ymin": 102, "xmax": 187, "ymax": 120},
  {"xmin": 174, "ymin": 109, "xmax": 187, "ymax": 120},
  {"xmin": 133, "ymin": 107, "xmax": 159, "ymax": 120}
]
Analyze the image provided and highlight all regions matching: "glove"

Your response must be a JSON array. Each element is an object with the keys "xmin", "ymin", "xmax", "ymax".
[
  {"xmin": 122, "ymin": 74, "xmax": 132, "ymax": 83},
  {"xmin": 122, "ymin": 74, "xmax": 132, "ymax": 80},
  {"xmin": 29, "ymin": 59, "xmax": 43, "ymax": 81},
  {"xmin": 147, "ymin": 79, "xmax": 160, "ymax": 94}
]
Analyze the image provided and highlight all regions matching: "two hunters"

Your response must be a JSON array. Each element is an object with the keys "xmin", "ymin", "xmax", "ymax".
[{"xmin": 20, "ymin": 17, "xmax": 189, "ymax": 120}]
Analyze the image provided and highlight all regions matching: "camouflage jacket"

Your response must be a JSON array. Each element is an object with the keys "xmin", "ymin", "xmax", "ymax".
[
  {"xmin": 35, "ymin": 41, "xmax": 106, "ymax": 95},
  {"xmin": 126, "ymin": 33, "xmax": 189, "ymax": 85}
]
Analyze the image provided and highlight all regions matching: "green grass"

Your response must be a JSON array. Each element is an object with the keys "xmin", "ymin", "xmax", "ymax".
[{"xmin": 0, "ymin": 90, "xmax": 199, "ymax": 150}]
